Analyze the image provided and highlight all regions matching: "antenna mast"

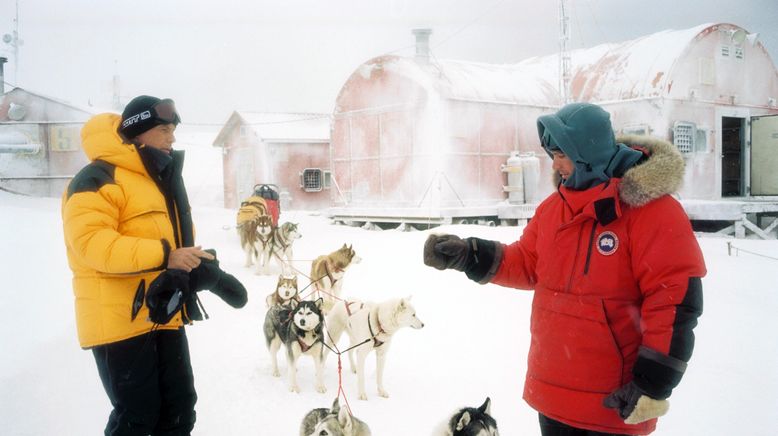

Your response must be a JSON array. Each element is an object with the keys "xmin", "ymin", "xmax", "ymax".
[{"xmin": 558, "ymin": 0, "xmax": 572, "ymax": 104}]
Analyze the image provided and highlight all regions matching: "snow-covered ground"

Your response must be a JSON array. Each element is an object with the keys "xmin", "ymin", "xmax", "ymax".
[{"xmin": 1, "ymin": 134, "xmax": 777, "ymax": 435}]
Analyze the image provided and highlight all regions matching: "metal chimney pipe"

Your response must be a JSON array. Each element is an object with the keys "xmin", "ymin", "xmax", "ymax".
[
  {"xmin": 412, "ymin": 28, "xmax": 432, "ymax": 64},
  {"xmin": 0, "ymin": 57, "xmax": 6, "ymax": 95}
]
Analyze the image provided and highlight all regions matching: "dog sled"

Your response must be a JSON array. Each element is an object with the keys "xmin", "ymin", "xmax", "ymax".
[
  {"xmin": 253, "ymin": 184, "xmax": 280, "ymax": 226},
  {"xmin": 236, "ymin": 184, "xmax": 281, "ymax": 227}
]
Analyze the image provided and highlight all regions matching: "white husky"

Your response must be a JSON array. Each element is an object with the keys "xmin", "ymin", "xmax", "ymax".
[{"xmin": 325, "ymin": 297, "xmax": 424, "ymax": 400}]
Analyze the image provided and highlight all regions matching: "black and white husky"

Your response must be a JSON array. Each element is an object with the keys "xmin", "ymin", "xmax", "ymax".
[
  {"xmin": 325, "ymin": 297, "xmax": 424, "ymax": 400},
  {"xmin": 263, "ymin": 298, "xmax": 326, "ymax": 393},
  {"xmin": 432, "ymin": 397, "xmax": 499, "ymax": 436},
  {"xmin": 299, "ymin": 397, "xmax": 372, "ymax": 436}
]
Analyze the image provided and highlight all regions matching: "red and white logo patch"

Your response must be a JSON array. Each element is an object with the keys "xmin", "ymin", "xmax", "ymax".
[{"xmin": 596, "ymin": 231, "xmax": 619, "ymax": 256}]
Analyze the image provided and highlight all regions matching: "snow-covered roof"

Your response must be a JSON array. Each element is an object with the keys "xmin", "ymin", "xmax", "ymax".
[
  {"xmin": 350, "ymin": 55, "xmax": 561, "ymax": 108},
  {"xmin": 340, "ymin": 23, "xmax": 766, "ymax": 109},
  {"xmin": 2, "ymin": 87, "xmax": 96, "ymax": 117},
  {"xmin": 517, "ymin": 23, "xmax": 742, "ymax": 101},
  {"xmin": 213, "ymin": 111, "xmax": 331, "ymax": 146}
]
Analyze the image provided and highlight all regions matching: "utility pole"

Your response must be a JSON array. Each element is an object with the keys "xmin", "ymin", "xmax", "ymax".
[
  {"xmin": 558, "ymin": 0, "xmax": 572, "ymax": 104},
  {"xmin": 2, "ymin": 0, "xmax": 23, "ymax": 86}
]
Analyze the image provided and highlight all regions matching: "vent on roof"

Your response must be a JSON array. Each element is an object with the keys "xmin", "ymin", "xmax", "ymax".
[{"xmin": 673, "ymin": 121, "xmax": 696, "ymax": 154}]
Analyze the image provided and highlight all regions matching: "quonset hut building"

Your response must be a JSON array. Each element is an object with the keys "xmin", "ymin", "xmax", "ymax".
[{"xmin": 328, "ymin": 23, "xmax": 778, "ymax": 237}]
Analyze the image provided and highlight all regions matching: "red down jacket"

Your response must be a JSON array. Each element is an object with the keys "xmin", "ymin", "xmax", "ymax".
[{"xmin": 491, "ymin": 135, "xmax": 706, "ymax": 434}]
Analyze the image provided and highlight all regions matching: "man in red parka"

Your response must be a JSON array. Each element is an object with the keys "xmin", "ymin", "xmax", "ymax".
[{"xmin": 424, "ymin": 102, "xmax": 705, "ymax": 435}]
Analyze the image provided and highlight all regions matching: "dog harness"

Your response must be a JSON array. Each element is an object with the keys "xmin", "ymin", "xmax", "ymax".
[
  {"xmin": 344, "ymin": 300, "xmax": 364, "ymax": 316},
  {"xmin": 318, "ymin": 261, "xmax": 343, "ymax": 289},
  {"xmin": 367, "ymin": 312, "xmax": 386, "ymax": 348},
  {"xmin": 296, "ymin": 333, "xmax": 320, "ymax": 353}
]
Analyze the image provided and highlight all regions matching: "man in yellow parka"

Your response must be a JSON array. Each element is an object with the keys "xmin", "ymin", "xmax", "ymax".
[{"xmin": 62, "ymin": 95, "xmax": 215, "ymax": 435}]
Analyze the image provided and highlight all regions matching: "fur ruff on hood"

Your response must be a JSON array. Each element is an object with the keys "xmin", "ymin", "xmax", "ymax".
[
  {"xmin": 617, "ymin": 134, "xmax": 685, "ymax": 207},
  {"xmin": 552, "ymin": 134, "xmax": 685, "ymax": 208}
]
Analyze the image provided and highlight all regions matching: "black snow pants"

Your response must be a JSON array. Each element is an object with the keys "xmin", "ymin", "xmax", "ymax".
[
  {"xmin": 92, "ymin": 328, "xmax": 197, "ymax": 436},
  {"xmin": 539, "ymin": 414, "xmax": 629, "ymax": 436}
]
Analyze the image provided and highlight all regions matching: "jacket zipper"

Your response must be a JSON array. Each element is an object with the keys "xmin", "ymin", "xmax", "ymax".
[
  {"xmin": 583, "ymin": 221, "xmax": 598, "ymax": 275},
  {"xmin": 565, "ymin": 226, "xmax": 584, "ymax": 292}
]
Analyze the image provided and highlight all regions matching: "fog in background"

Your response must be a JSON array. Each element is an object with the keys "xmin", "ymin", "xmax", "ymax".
[{"xmin": 1, "ymin": 0, "xmax": 776, "ymax": 124}]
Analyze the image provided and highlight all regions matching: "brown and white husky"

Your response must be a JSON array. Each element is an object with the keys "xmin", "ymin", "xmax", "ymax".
[
  {"xmin": 266, "ymin": 275, "xmax": 301, "ymax": 308},
  {"xmin": 309, "ymin": 244, "xmax": 361, "ymax": 311}
]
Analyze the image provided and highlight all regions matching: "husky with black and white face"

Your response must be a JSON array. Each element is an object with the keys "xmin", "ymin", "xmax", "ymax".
[
  {"xmin": 263, "ymin": 298, "xmax": 326, "ymax": 393},
  {"xmin": 432, "ymin": 397, "xmax": 499, "ymax": 436}
]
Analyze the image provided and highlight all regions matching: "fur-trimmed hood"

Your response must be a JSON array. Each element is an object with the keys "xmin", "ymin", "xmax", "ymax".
[{"xmin": 617, "ymin": 135, "xmax": 685, "ymax": 207}]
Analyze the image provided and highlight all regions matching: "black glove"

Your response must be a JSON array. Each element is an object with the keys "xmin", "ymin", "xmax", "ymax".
[
  {"xmin": 603, "ymin": 381, "xmax": 669, "ymax": 424},
  {"xmin": 189, "ymin": 249, "xmax": 248, "ymax": 309},
  {"xmin": 423, "ymin": 234, "xmax": 502, "ymax": 283},
  {"xmin": 146, "ymin": 269, "xmax": 191, "ymax": 325},
  {"xmin": 423, "ymin": 234, "xmax": 472, "ymax": 271}
]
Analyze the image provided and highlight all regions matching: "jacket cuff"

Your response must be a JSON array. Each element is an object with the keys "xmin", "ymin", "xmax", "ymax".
[
  {"xmin": 464, "ymin": 238, "xmax": 503, "ymax": 284},
  {"xmin": 632, "ymin": 346, "xmax": 687, "ymax": 400},
  {"xmin": 160, "ymin": 239, "xmax": 171, "ymax": 270}
]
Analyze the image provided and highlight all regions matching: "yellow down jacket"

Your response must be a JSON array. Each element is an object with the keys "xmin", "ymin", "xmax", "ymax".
[{"xmin": 62, "ymin": 113, "xmax": 186, "ymax": 348}]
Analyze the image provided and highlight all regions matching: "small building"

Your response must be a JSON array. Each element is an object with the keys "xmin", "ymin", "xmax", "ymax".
[
  {"xmin": 0, "ymin": 87, "xmax": 93, "ymax": 197},
  {"xmin": 329, "ymin": 24, "xmax": 778, "ymax": 237},
  {"xmin": 330, "ymin": 38, "xmax": 561, "ymax": 226},
  {"xmin": 213, "ymin": 111, "xmax": 332, "ymax": 211}
]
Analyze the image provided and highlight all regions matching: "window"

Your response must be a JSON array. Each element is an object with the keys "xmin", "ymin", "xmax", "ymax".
[
  {"xmin": 695, "ymin": 129, "xmax": 708, "ymax": 153},
  {"xmin": 323, "ymin": 170, "xmax": 332, "ymax": 189},
  {"xmin": 734, "ymin": 47, "xmax": 744, "ymax": 60},
  {"xmin": 301, "ymin": 168, "xmax": 323, "ymax": 192},
  {"xmin": 720, "ymin": 45, "xmax": 730, "ymax": 57},
  {"xmin": 239, "ymin": 125, "xmax": 248, "ymax": 137},
  {"xmin": 673, "ymin": 121, "xmax": 696, "ymax": 154}
]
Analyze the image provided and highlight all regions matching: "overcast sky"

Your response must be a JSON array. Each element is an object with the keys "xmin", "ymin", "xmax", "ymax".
[{"xmin": 1, "ymin": 0, "xmax": 776, "ymax": 123}]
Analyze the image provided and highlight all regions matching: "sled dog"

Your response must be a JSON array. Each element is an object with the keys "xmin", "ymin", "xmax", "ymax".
[
  {"xmin": 325, "ymin": 297, "xmax": 424, "ymax": 400},
  {"xmin": 251, "ymin": 214, "xmax": 275, "ymax": 275},
  {"xmin": 263, "ymin": 298, "xmax": 326, "ymax": 393},
  {"xmin": 237, "ymin": 196, "xmax": 268, "ymax": 266},
  {"xmin": 310, "ymin": 244, "xmax": 361, "ymax": 310},
  {"xmin": 272, "ymin": 221, "xmax": 302, "ymax": 275},
  {"xmin": 432, "ymin": 397, "xmax": 499, "ymax": 436},
  {"xmin": 299, "ymin": 397, "xmax": 372, "ymax": 436},
  {"xmin": 266, "ymin": 275, "xmax": 301, "ymax": 308}
]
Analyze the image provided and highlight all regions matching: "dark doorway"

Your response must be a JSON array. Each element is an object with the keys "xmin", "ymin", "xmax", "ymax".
[{"xmin": 721, "ymin": 117, "xmax": 745, "ymax": 197}]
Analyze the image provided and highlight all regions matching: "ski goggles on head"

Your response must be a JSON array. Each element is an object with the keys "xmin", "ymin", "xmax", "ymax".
[
  {"xmin": 541, "ymin": 129, "xmax": 558, "ymax": 151},
  {"xmin": 152, "ymin": 99, "xmax": 181, "ymax": 125}
]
